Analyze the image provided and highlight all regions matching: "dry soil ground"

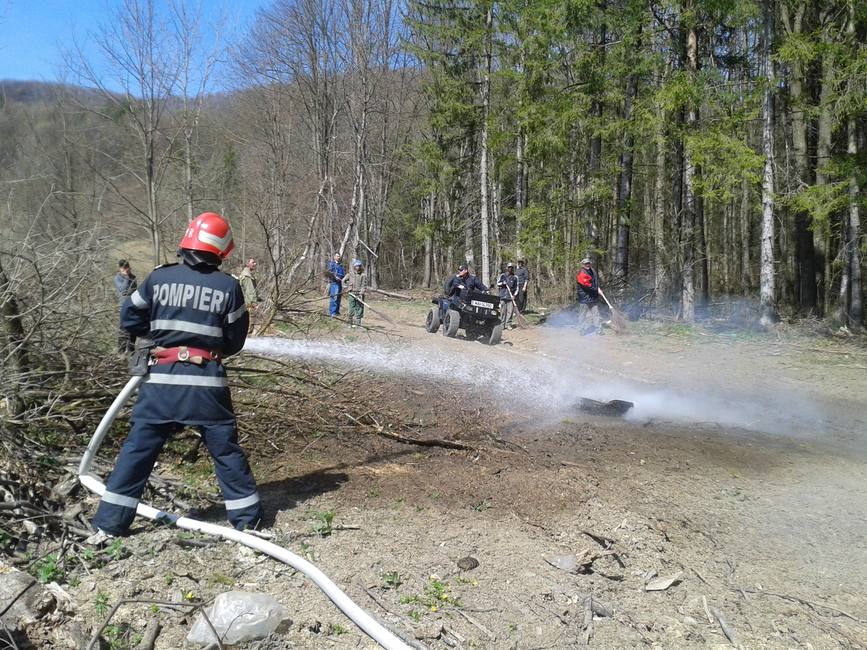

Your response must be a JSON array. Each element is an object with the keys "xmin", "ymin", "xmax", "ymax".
[{"xmin": 58, "ymin": 295, "xmax": 867, "ymax": 650}]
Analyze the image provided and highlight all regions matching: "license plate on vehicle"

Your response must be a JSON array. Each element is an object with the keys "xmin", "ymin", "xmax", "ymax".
[{"xmin": 471, "ymin": 300, "xmax": 494, "ymax": 309}]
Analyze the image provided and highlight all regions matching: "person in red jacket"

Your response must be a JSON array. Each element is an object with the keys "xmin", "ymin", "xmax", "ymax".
[{"xmin": 575, "ymin": 257, "xmax": 602, "ymax": 335}]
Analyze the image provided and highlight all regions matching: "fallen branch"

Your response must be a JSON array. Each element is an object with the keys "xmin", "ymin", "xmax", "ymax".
[
  {"xmin": 372, "ymin": 288, "xmax": 412, "ymax": 300},
  {"xmin": 372, "ymin": 428, "xmax": 474, "ymax": 450},
  {"xmin": 134, "ymin": 616, "xmax": 161, "ymax": 650},
  {"xmin": 582, "ymin": 595, "xmax": 593, "ymax": 645},
  {"xmin": 357, "ymin": 583, "xmax": 430, "ymax": 650},
  {"xmin": 709, "ymin": 606, "xmax": 741, "ymax": 648},
  {"xmin": 345, "ymin": 411, "xmax": 475, "ymax": 450},
  {"xmin": 453, "ymin": 608, "xmax": 496, "ymax": 641},
  {"xmin": 736, "ymin": 588, "xmax": 866, "ymax": 624}
]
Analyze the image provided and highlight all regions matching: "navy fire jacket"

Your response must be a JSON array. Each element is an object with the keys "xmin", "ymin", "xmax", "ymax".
[{"xmin": 121, "ymin": 261, "xmax": 249, "ymax": 424}]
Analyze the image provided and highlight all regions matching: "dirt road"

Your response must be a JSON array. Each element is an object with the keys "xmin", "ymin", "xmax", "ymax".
[{"xmin": 63, "ymin": 298, "xmax": 867, "ymax": 649}]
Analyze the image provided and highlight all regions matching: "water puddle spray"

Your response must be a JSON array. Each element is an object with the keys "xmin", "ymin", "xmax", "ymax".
[{"xmin": 244, "ymin": 337, "xmax": 828, "ymax": 437}]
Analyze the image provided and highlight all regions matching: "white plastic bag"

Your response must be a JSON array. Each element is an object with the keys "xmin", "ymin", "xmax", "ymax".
[{"xmin": 186, "ymin": 591, "xmax": 289, "ymax": 646}]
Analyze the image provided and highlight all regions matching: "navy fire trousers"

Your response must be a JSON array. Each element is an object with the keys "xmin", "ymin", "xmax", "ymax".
[{"xmin": 93, "ymin": 420, "xmax": 263, "ymax": 535}]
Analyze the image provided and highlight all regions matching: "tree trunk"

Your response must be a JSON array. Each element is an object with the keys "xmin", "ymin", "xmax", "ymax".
[
  {"xmin": 653, "ymin": 107, "xmax": 667, "ymax": 300},
  {"xmin": 681, "ymin": 18, "xmax": 698, "ymax": 322},
  {"xmin": 815, "ymin": 33, "xmax": 834, "ymax": 316},
  {"xmin": 759, "ymin": 0, "xmax": 778, "ymax": 326},
  {"xmin": 515, "ymin": 129, "xmax": 527, "ymax": 260},
  {"xmin": 697, "ymin": 192, "xmax": 709, "ymax": 311},
  {"xmin": 614, "ymin": 71, "xmax": 637, "ymax": 288},
  {"xmin": 782, "ymin": 0, "xmax": 817, "ymax": 312},
  {"xmin": 846, "ymin": 119, "xmax": 863, "ymax": 327},
  {"xmin": 479, "ymin": 4, "xmax": 493, "ymax": 286},
  {"xmin": 585, "ymin": 22, "xmax": 606, "ymax": 252},
  {"xmin": 739, "ymin": 177, "xmax": 754, "ymax": 294},
  {"xmin": 423, "ymin": 191, "xmax": 434, "ymax": 288}
]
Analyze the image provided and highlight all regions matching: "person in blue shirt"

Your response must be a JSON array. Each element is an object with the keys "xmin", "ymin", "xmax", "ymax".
[
  {"xmin": 326, "ymin": 252, "xmax": 346, "ymax": 318},
  {"xmin": 92, "ymin": 212, "xmax": 263, "ymax": 538}
]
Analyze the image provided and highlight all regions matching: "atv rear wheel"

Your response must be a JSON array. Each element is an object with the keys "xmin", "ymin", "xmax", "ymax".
[
  {"xmin": 443, "ymin": 310, "xmax": 460, "ymax": 337},
  {"xmin": 486, "ymin": 323, "xmax": 503, "ymax": 345},
  {"xmin": 425, "ymin": 307, "xmax": 441, "ymax": 333}
]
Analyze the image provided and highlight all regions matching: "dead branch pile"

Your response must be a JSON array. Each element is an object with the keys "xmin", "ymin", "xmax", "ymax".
[{"xmin": 229, "ymin": 351, "xmax": 491, "ymax": 457}]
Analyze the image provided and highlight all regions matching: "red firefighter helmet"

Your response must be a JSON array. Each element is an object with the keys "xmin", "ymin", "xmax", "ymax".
[{"xmin": 179, "ymin": 212, "xmax": 234, "ymax": 259}]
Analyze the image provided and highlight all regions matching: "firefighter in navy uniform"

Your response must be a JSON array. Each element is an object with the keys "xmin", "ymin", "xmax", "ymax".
[{"xmin": 92, "ymin": 212, "xmax": 263, "ymax": 537}]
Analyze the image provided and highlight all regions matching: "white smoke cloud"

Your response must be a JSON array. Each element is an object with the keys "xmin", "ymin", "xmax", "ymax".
[{"xmin": 243, "ymin": 333, "xmax": 837, "ymax": 440}]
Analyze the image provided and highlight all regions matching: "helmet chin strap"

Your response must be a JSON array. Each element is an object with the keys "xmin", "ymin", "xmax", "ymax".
[{"xmin": 179, "ymin": 248, "xmax": 222, "ymax": 267}]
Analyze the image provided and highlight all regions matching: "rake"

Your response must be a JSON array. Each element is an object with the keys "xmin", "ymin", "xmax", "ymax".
[
  {"xmin": 504, "ymin": 281, "xmax": 529, "ymax": 329},
  {"xmin": 597, "ymin": 289, "xmax": 627, "ymax": 334}
]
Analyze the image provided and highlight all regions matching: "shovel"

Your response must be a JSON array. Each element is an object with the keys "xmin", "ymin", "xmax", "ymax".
[
  {"xmin": 597, "ymin": 288, "xmax": 627, "ymax": 334},
  {"xmin": 504, "ymin": 281, "xmax": 529, "ymax": 329}
]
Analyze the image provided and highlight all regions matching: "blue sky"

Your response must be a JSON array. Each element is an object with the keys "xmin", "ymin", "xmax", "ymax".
[{"xmin": 0, "ymin": 0, "xmax": 266, "ymax": 88}]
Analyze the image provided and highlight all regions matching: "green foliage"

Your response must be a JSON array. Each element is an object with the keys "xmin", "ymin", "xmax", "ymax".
[
  {"xmin": 208, "ymin": 573, "xmax": 234, "ymax": 587},
  {"xmin": 687, "ymin": 130, "xmax": 763, "ymax": 202},
  {"xmin": 103, "ymin": 623, "xmax": 143, "ymax": 650},
  {"xmin": 777, "ymin": 32, "xmax": 819, "ymax": 69},
  {"xmin": 471, "ymin": 499, "xmax": 492, "ymax": 512},
  {"xmin": 32, "ymin": 555, "xmax": 64, "ymax": 583},
  {"xmin": 382, "ymin": 571, "xmax": 403, "ymax": 590},
  {"xmin": 95, "ymin": 592, "xmax": 111, "ymax": 618},
  {"xmin": 400, "ymin": 575, "xmax": 462, "ymax": 614},
  {"xmin": 299, "ymin": 541, "xmax": 315, "ymax": 562},
  {"xmin": 328, "ymin": 623, "xmax": 348, "ymax": 635},
  {"xmin": 310, "ymin": 509, "xmax": 336, "ymax": 537},
  {"xmin": 107, "ymin": 538, "xmax": 126, "ymax": 561},
  {"xmin": 788, "ymin": 181, "xmax": 849, "ymax": 238},
  {"xmin": 408, "ymin": 609, "xmax": 423, "ymax": 622}
]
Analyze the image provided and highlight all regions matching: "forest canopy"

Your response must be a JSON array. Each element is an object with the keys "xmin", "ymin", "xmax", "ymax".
[{"xmin": 1, "ymin": 0, "xmax": 864, "ymax": 333}]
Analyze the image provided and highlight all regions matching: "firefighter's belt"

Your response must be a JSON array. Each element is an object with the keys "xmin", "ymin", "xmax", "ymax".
[{"xmin": 151, "ymin": 346, "xmax": 222, "ymax": 366}]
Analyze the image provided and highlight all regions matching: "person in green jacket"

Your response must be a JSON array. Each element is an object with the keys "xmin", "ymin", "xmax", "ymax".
[
  {"xmin": 238, "ymin": 258, "xmax": 260, "ymax": 332},
  {"xmin": 343, "ymin": 259, "xmax": 367, "ymax": 328}
]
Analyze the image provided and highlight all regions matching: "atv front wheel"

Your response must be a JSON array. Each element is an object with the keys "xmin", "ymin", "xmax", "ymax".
[
  {"xmin": 443, "ymin": 310, "xmax": 460, "ymax": 337},
  {"xmin": 486, "ymin": 323, "xmax": 503, "ymax": 345},
  {"xmin": 426, "ymin": 307, "xmax": 441, "ymax": 333}
]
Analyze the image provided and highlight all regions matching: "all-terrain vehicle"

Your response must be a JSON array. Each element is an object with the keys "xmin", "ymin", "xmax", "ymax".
[{"xmin": 426, "ymin": 288, "xmax": 504, "ymax": 345}]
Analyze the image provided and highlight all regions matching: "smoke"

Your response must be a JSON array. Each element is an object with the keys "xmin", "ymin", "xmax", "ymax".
[{"xmin": 243, "ymin": 333, "xmax": 834, "ymax": 439}]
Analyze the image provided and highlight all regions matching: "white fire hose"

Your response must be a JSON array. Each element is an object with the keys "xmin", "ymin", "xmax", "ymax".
[{"xmin": 78, "ymin": 375, "xmax": 410, "ymax": 650}]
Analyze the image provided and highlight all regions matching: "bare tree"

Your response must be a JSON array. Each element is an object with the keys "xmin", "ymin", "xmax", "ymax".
[
  {"xmin": 478, "ymin": 3, "xmax": 493, "ymax": 285},
  {"xmin": 66, "ymin": 0, "xmax": 182, "ymax": 266},
  {"xmin": 172, "ymin": 0, "xmax": 224, "ymax": 223},
  {"xmin": 246, "ymin": 0, "xmax": 343, "ymax": 285},
  {"xmin": 759, "ymin": 0, "xmax": 779, "ymax": 326}
]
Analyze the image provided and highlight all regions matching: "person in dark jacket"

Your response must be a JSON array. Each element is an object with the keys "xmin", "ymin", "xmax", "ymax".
[
  {"xmin": 92, "ymin": 212, "xmax": 263, "ymax": 538},
  {"xmin": 114, "ymin": 260, "xmax": 137, "ymax": 353},
  {"xmin": 575, "ymin": 257, "xmax": 602, "ymax": 335},
  {"xmin": 496, "ymin": 263, "xmax": 518, "ymax": 328},
  {"xmin": 444, "ymin": 264, "xmax": 488, "ymax": 298},
  {"xmin": 441, "ymin": 264, "xmax": 488, "ymax": 318},
  {"xmin": 515, "ymin": 259, "xmax": 529, "ymax": 313},
  {"xmin": 326, "ymin": 253, "xmax": 346, "ymax": 318}
]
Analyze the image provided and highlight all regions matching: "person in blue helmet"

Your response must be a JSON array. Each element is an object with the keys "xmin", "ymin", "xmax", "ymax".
[
  {"xmin": 91, "ymin": 212, "xmax": 263, "ymax": 538},
  {"xmin": 343, "ymin": 259, "xmax": 367, "ymax": 328},
  {"xmin": 326, "ymin": 252, "xmax": 346, "ymax": 318}
]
